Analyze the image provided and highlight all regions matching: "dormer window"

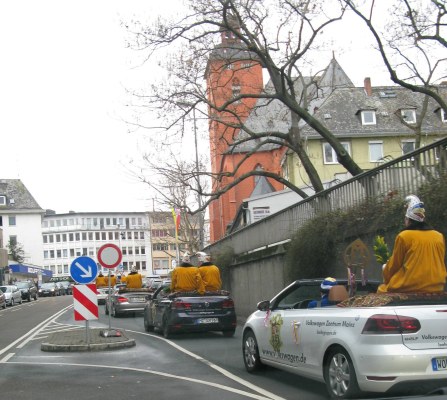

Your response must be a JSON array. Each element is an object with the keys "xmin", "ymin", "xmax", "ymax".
[
  {"xmin": 361, "ymin": 110, "xmax": 376, "ymax": 125},
  {"xmin": 401, "ymin": 109, "xmax": 416, "ymax": 124}
]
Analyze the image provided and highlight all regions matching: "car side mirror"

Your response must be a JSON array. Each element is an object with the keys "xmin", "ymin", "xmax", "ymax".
[{"xmin": 257, "ymin": 300, "xmax": 270, "ymax": 311}]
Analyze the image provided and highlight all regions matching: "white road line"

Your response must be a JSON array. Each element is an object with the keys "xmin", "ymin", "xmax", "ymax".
[
  {"xmin": 0, "ymin": 305, "xmax": 72, "ymax": 353},
  {"xmin": 5, "ymin": 361, "xmax": 277, "ymax": 400},
  {"xmin": 0, "ymin": 353, "xmax": 15, "ymax": 362},
  {"xmin": 128, "ymin": 330, "xmax": 286, "ymax": 400}
]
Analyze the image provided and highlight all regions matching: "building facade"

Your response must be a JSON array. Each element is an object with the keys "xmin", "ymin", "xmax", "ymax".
[
  {"xmin": 42, "ymin": 211, "xmax": 152, "ymax": 279},
  {"xmin": 0, "ymin": 179, "xmax": 45, "ymax": 267}
]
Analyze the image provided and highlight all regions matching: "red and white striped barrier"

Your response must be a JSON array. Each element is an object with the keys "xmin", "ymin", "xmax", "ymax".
[{"xmin": 73, "ymin": 284, "xmax": 99, "ymax": 321}]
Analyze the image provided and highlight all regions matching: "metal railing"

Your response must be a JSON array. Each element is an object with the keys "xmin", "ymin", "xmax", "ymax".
[{"xmin": 206, "ymin": 137, "xmax": 447, "ymax": 256}]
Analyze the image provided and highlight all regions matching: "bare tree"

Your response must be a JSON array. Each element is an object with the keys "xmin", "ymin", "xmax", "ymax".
[
  {"xmin": 124, "ymin": 0, "xmax": 365, "ymax": 212},
  {"xmin": 346, "ymin": 0, "xmax": 447, "ymax": 112}
]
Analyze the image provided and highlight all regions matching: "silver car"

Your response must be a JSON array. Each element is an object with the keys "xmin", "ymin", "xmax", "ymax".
[
  {"xmin": 105, "ymin": 286, "xmax": 151, "ymax": 317},
  {"xmin": 0, "ymin": 285, "xmax": 23, "ymax": 306}
]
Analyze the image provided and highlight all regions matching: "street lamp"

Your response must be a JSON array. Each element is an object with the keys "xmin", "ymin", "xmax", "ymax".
[{"xmin": 177, "ymin": 102, "xmax": 205, "ymax": 250}]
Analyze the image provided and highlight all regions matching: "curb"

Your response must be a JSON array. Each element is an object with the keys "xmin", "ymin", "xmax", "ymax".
[{"xmin": 41, "ymin": 328, "xmax": 136, "ymax": 352}]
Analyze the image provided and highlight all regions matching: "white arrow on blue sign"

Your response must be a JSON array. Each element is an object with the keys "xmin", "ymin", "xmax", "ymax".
[{"xmin": 70, "ymin": 256, "xmax": 98, "ymax": 284}]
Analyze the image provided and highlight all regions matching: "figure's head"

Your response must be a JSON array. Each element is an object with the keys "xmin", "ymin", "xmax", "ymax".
[
  {"xmin": 404, "ymin": 194, "xmax": 425, "ymax": 223},
  {"xmin": 196, "ymin": 251, "xmax": 211, "ymax": 264},
  {"xmin": 131, "ymin": 265, "xmax": 137, "ymax": 273},
  {"xmin": 181, "ymin": 252, "xmax": 191, "ymax": 263},
  {"xmin": 320, "ymin": 277, "xmax": 337, "ymax": 294}
]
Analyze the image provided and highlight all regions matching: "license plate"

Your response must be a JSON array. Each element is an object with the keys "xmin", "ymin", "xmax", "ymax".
[
  {"xmin": 198, "ymin": 318, "xmax": 218, "ymax": 324},
  {"xmin": 130, "ymin": 298, "xmax": 145, "ymax": 303},
  {"xmin": 432, "ymin": 357, "xmax": 447, "ymax": 371}
]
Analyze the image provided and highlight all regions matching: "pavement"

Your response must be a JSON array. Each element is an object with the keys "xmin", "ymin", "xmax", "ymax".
[{"xmin": 41, "ymin": 327, "xmax": 136, "ymax": 352}]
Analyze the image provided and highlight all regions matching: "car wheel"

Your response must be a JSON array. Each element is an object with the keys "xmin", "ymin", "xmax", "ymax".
[
  {"xmin": 162, "ymin": 317, "xmax": 170, "ymax": 339},
  {"xmin": 2, "ymin": 302, "xmax": 6, "ymax": 309},
  {"xmin": 324, "ymin": 346, "xmax": 360, "ymax": 399},
  {"xmin": 111, "ymin": 305, "xmax": 119, "ymax": 318},
  {"xmin": 28, "ymin": 294, "xmax": 32, "ymax": 302},
  {"xmin": 144, "ymin": 315, "xmax": 154, "ymax": 332},
  {"xmin": 19, "ymin": 297, "xmax": 22, "ymax": 304},
  {"xmin": 222, "ymin": 329, "xmax": 236, "ymax": 337},
  {"xmin": 10, "ymin": 298, "xmax": 14, "ymax": 306},
  {"xmin": 34, "ymin": 294, "xmax": 38, "ymax": 300},
  {"xmin": 243, "ymin": 330, "xmax": 263, "ymax": 372}
]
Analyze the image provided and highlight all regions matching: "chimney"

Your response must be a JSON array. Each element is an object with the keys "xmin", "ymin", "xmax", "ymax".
[{"xmin": 364, "ymin": 77, "xmax": 372, "ymax": 96}]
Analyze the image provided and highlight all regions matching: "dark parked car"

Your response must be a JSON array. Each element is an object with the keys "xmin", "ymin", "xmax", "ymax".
[
  {"xmin": 38, "ymin": 282, "xmax": 59, "ymax": 297},
  {"xmin": 143, "ymin": 284, "xmax": 237, "ymax": 338},
  {"xmin": 59, "ymin": 281, "xmax": 73, "ymax": 295},
  {"xmin": 16, "ymin": 281, "xmax": 38, "ymax": 301}
]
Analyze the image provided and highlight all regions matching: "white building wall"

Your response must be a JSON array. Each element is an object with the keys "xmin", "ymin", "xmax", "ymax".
[
  {"xmin": 42, "ymin": 212, "xmax": 153, "ymax": 280},
  {"xmin": 1, "ymin": 212, "xmax": 44, "ymax": 267}
]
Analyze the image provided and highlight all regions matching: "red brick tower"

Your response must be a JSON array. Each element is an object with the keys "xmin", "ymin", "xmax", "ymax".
[{"xmin": 206, "ymin": 19, "xmax": 283, "ymax": 242}]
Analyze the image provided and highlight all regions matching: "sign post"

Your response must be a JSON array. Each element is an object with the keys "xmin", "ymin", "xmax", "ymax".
[
  {"xmin": 97, "ymin": 244, "xmax": 122, "ymax": 334},
  {"xmin": 70, "ymin": 257, "xmax": 99, "ymax": 344}
]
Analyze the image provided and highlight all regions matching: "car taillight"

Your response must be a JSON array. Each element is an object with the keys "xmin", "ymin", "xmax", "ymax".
[
  {"xmin": 362, "ymin": 314, "xmax": 420, "ymax": 334},
  {"xmin": 171, "ymin": 300, "xmax": 191, "ymax": 310},
  {"xmin": 117, "ymin": 296, "xmax": 128, "ymax": 303},
  {"xmin": 222, "ymin": 299, "xmax": 234, "ymax": 309}
]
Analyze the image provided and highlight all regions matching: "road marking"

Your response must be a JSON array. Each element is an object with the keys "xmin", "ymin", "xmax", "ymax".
[
  {"xmin": 0, "ymin": 305, "xmax": 72, "ymax": 354},
  {"xmin": 129, "ymin": 330, "xmax": 286, "ymax": 400},
  {"xmin": 5, "ymin": 361, "xmax": 277, "ymax": 400},
  {"xmin": 0, "ymin": 353, "xmax": 15, "ymax": 362}
]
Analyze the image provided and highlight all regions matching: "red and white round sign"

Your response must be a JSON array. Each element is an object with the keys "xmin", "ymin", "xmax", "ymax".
[{"xmin": 97, "ymin": 243, "xmax": 122, "ymax": 269}]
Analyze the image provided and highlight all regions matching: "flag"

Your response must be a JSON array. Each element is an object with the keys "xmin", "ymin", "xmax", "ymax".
[{"xmin": 171, "ymin": 207, "xmax": 181, "ymax": 240}]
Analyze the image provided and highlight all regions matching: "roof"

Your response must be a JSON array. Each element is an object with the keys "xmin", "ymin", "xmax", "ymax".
[
  {"xmin": 0, "ymin": 179, "xmax": 44, "ymax": 212},
  {"xmin": 231, "ymin": 57, "xmax": 355, "ymax": 153},
  {"xmin": 302, "ymin": 85, "xmax": 447, "ymax": 139}
]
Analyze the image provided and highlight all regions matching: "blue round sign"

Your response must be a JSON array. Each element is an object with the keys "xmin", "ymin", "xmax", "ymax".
[{"xmin": 70, "ymin": 256, "xmax": 98, "ymax": 284}]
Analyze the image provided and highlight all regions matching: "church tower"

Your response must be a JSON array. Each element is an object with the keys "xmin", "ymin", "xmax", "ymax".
[{"xmin": 206, "ymin": 16, "xmax": 283, "ymax": 241}]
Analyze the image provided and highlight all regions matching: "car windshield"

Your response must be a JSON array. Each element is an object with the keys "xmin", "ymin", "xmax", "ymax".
[
  {"xmin": 40, "ymin": 283, "xmax": 54, "ymax": 289},
  {"xmin": 16, "ymin": 282, "xmax": 30, "ymax": 289}
]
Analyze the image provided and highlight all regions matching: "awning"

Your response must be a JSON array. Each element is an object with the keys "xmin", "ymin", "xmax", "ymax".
[{"xmin": 9, "ymin": 264, "xmax": 52, "ymax": 278}]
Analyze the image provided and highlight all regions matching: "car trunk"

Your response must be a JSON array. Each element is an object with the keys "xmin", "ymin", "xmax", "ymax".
[{"xmin": 400, "ymin": 305, "xmax": 447, "ymax": 350}]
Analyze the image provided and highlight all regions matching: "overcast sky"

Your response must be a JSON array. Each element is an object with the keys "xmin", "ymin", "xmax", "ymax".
[{"xmin": 0, "ymin": 1, "xmax": 392, "ymax": 215}]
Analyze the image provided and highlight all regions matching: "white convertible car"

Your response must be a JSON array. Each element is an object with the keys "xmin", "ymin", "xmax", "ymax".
[{"xmin": 242, "ymin": 279, "xmax": 447, "ymax": 399}]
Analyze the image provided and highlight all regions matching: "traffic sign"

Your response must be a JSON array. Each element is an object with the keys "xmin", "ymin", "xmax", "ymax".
[
  {"xmin": 73, "ymin": 284, "xmax": 99, "ymax": 321},
  {"xmin": 97, "ymin": 243, "xmax": 122, "ymax": 269},
  {"xmin": 70, "ymin": 256, "xmax": 98, "ymax": 284}
]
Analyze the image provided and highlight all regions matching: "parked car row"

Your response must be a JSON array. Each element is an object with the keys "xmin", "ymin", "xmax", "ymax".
[{"xmin": 38, "ymin": 281, "xmax": 72, "ymax": 297}]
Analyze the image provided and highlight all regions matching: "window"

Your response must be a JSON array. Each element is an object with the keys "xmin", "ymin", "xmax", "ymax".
[
  {"xmin": 9, "ymin": 235, "xmax": 17, "ymax": 246},
  {"xmin": 369, "ymin": 141, "xmax": 384, "ymax": 162},
  {"xmin": 401, "ymin": 109, "xmax": 416, "ymax": 124},
  {"xmin": 442, "ymin": 109, "xmax": 447, "ymax": 123},
  {"xmin": 361, "ymin": 110, "xmax": 376, "ymax": 125},
  {"xmin": 0, "ymin": 196, "xmax": 5, "ymax": 205},
  {"xmin": 402, "ymin": 140, "xmax": 415, "ymax": 155},
  {"xmin": 323, "ymin": 142, "xmax": 351, "ymax": 164},
  {"xmin": 75, "ymin": 233, "xmax": 80, "ymax": 241},
  {"xmin": 8, "ymin": 216, "xmax": 16, "ymax": 226}
]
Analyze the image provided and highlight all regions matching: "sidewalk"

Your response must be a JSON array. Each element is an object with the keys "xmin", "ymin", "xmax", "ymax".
[{"xmin": 41, "ymin": 327, "xmax": 136, "ymax": 352}]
